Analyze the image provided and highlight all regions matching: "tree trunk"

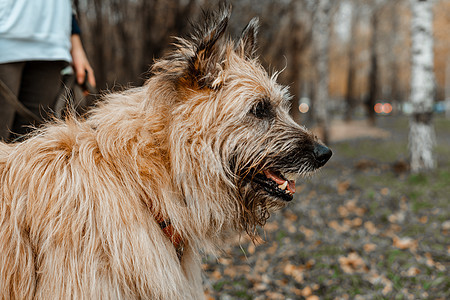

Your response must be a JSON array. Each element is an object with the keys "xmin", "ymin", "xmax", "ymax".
[
  {"xmin": 111, "ymin": 0, "xmax": 135, "ymax": 83},
  {"xmin": 312, "ymin": 0, "xmax": 331, "ymax": 144},
  {"xmin": 92, "ymin": 0, "xmax": 106, "ymax": 89},
  {"xmin": 366, "ymin": 8, "xmax": 379, "ymax": 126},
  {"xmin": 409, "ymin": 0, "xmax": 436, "ymax": 172},
  {"xmin": 445, "ymin": 58, "xmax": 450, "ymax": 119},
  {"xmin": 388, "ymin": 2, "xmax": 401, "ymax": 104},
  {"xmin": 344, "ymin": 3, "xmax": 359, "ymax": 122},
  {"xmin": 289, "ymin": 5, "xmax": 303, "ymax": 125},
  {"xmin": 286, "ymin": 1, "xmax": 312, "ymax": 124}
]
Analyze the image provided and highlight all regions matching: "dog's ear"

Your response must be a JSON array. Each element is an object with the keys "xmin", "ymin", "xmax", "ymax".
[
  {"xmin": 187, "ymin": 6, "xmax": 231, "ymax": 89},
  {"xmin": 237, "ymin": 17, "xmax": 259, "ymax": 59}
]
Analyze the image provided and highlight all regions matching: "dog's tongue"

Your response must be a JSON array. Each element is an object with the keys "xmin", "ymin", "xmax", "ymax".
[{"xmin": 263, "ymin": 170, "xmax": 296, "ymax": 194}]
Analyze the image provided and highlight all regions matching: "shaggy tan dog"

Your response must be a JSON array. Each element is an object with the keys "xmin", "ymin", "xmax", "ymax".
[{"xmin": 0, "ymin": 7, "xmax": 331, "ymax": 299}]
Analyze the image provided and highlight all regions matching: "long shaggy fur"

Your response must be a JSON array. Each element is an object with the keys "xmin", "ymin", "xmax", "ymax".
[{"xmin": 0, "ymin": 7, "xmax": 330, "ymax": 299}]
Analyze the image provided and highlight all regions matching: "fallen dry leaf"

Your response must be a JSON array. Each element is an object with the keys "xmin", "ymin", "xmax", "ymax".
[
  {"xmin": 291, "ymin": 287, "xmax": 302, "ymax": 296},
  {"xmin": 247, "ymin": 243, "xmax": 256, "ymax": 255},
  {"xmin": 343, "ymin": 217, "xmax": 363, "ymax": 227},
  {"xmin": 339, "ymin": 252, "xmax": 368, "ymax": 274},
  {"xmin": 310, "ymin": 209, "xmax": 319, "ymax": 217},
  {"xmin": 300, "ymin": 226, "xmax": 314, "ymax": 239},
  {"xmin": 364, "ymin": 221, "xmax": 378, "ymax": 234},
  {"xmin": 419, "ymin": 216, "xmax": 428, "ymax": 224},
  {"xmin": 337, "ymin": 180, "xmax": 350, "ymax": 195},
  {"xmin": 211, "ymin": 270, "xmax": 222, "ymax": 280},
  {"xmin": 254, "ymin": 282, "xmax": 267, "ymax": 292},
  {"xmin": 442, "ymin": 220, "xmax": 450, "ymax": 234},
  {"xmin": 380, "ymin": 187, "xmax": 389, "ymax": 196},
  {"xmin": 275, "ymin": 279, "xmax": 288, "ymax": 287},
  {"xmin": 343, "ymin": 199, "xmax": 366, "ymax": 216},
  {"xmin": 284, "ymin": 211, "xmax": 298, "ymax": 221},
  {"xmin": 388, "ymin": 211, "xmax": 406, "ymax": 223},
  {"xmin": 355, "ymin": 158, "xmax": 377, "ymax": 170},
  {"xmin": 264, "ymin": 221, "xmax": 279, "ymax": 232},
  {"xmin": 392, "ymin": 159, "xmax": 409, "ymax": 174},
  {"xmin": 283, "ymin": 263, "xmax": 305, "ymax": 283},
  {"xmin": 305, "ymin": 259, "xmax": 315, "ymax": 269},
  {"xmin": 266, "ymin": 243, "xmax": 278, "ymax": 255},
  {"xmin": 363, "ymin": 243, "xmax": 377, "ymax": 252},
  {"xmin": 338, "ymin": 205, "xmax": 349, "ymax": 218},
  {"xmin": 283, "ymin": 263, "xmax": 295, "ymax": 275},
  {"xmin": 425, "ymin": 252, "xmax": 435, "ymax": 267},
  {"xmin": 223, "ymin": 267, "xmax": 236, "ymax": 277},
  {"xmin": 405, "ymin": 267, "xmax": 421, "ymax": 277},
  {"xmin": 265, "ymin": 291, "xmax": 285, "ymax": 300},
  {"xmin": 328, "ymin": 220, "xmax": 350, "ymax": 233},
  {"xmin": 203, "ymin": 291, "xmax": 215, "ymax": 300},
  {"xmin": 301, "ymin": 286, "xmax": 312, "ymax": 297},
  {"xmin": 364, "ymin": 272, "xmax": 393, "ymax": 296},
  {"xmin": 393, "ymin": 236, "xmax": 418, "ymax": 251},
  {"xmin": 382, "ymin": 282, "xmax": 393, "ymax": 295},
  {"xmin": 218, "ymin": 257, "xmax": 232, "ymax": 265},
  {"xmin": 286, "ymin": 222, "xmax": 297, "ymax": 233},
  {"xmin": 255, "ymin": 258, "xmax": 270, "ymax": 274}
]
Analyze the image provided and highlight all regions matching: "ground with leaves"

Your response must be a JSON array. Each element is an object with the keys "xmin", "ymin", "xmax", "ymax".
[{"xmin": 202, "ymin": 115, "xmax": 449, "ymax": 300}]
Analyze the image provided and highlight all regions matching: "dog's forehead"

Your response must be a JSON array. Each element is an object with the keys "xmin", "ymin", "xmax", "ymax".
[{"xmin": 223, "ymin": 56, "xmax": 288, "ymax": 104}]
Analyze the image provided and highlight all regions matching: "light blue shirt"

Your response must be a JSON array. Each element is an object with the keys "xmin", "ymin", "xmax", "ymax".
[{"xmin": 0, "ymin": 0, "xmax": 72, "ymax": 64}]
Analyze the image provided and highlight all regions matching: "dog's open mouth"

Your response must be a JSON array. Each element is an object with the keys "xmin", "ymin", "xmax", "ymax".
[{"xmin": 252, "ymin": 169, "xmax": 296, "ymax": 201}]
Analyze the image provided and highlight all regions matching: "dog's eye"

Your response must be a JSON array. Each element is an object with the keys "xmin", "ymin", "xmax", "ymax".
[{"xmin": 251, "ymin": 99, "xmax": 272, "ymax": 119}]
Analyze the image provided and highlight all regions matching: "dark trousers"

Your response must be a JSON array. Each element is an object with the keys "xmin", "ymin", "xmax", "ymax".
[{"xmin": 0, "ymin": 61, "xmax": 67, "ymax": 142}]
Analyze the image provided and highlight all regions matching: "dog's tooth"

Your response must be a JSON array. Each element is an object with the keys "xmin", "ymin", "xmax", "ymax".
[{"xmin": 278, "ymin": 181, "xmax": 288, "ymax": 190}]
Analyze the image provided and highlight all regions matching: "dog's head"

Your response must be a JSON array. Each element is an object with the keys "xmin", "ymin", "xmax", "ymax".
[{"xmin": 151, "ymin": 6, "xmax": 331, "ymax": 236}]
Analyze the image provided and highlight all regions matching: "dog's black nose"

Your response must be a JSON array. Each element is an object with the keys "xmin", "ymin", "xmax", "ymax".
[{"xmin": 314, "ymin": 143, "xmax": 332, "ymax": 166}]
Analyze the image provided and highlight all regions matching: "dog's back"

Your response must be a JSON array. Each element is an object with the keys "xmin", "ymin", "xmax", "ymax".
[
  {"xmin": 0, "ymin": 142, "xmax": 12, "ymax": 160},
  {"xmin": 0, "ymin": 141, "xmax": 39, "ymax": 298},
  {"xmin": 0, "ymin": 119, "xmax": 203, "ymax": 299},
  {"xmin": 0, "ymin": 142, "xmax": 13, "ymax": 183}
]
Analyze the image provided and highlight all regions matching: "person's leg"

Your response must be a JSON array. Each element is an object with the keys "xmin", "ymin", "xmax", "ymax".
[
  {"xmin": 11, "ymin": 61, "xmax": 67, "ymax": 139},
  {"xmin": 0, "ymin": 62, "xmax": 25, "ymax": 141}
]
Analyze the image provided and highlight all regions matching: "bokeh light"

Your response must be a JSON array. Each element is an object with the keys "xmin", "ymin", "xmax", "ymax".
[
  {"xmin": 374, "ymin": 103, "xmax": 392, "ymax": 115},
  {"xmin": 299, "ymin": 103, "xmax": 309, "ymax": 113}
]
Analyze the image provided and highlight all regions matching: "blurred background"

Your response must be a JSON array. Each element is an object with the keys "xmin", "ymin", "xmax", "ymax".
[
  {"xmin": 74, "ymin": 0, "xmax": 449, "ymax": 299},
  {"xmin": 74, "ymin": 0, "xmax": 449, "ymax": 124}
]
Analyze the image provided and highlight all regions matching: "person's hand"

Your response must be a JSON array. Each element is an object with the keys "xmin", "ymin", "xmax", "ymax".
[{"xmin": 70, "ymin": 34, "xmax": 96, "ymax": 91}]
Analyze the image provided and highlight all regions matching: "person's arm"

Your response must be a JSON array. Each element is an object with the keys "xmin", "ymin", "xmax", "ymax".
[
  {"xmin": 70, "ymin": 15, "xmax": 95, "ymax": 88},
  {"xmin": 70, "ymin": 34, "xmax": 96, "ymax": 88}
]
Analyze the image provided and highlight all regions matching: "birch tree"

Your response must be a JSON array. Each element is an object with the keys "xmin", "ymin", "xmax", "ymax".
[
  {"xmin": 409, "ymin": 0, "xmax": 436, "ymax": 172},
  {"xmin": 312, "ymin": 0, "xmax": 332, "ymax": 144}
]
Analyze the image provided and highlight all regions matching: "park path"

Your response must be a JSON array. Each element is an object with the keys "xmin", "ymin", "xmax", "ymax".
[{"xmin": 312, "ymin": 119, "xmax": 391, "ymax": 143}]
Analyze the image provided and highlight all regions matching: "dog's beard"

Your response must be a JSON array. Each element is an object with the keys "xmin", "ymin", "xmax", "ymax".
[
  {"xmin": 233, "ymin": 167, "xmax": 301, "ymax": 238},
  {"xmin": 230, "ymin": 148, "xmax": 323, "ymax": 238},
  {"xmin": 236, "ymin": 180, "xmax": 288, "ymax": 238}
]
